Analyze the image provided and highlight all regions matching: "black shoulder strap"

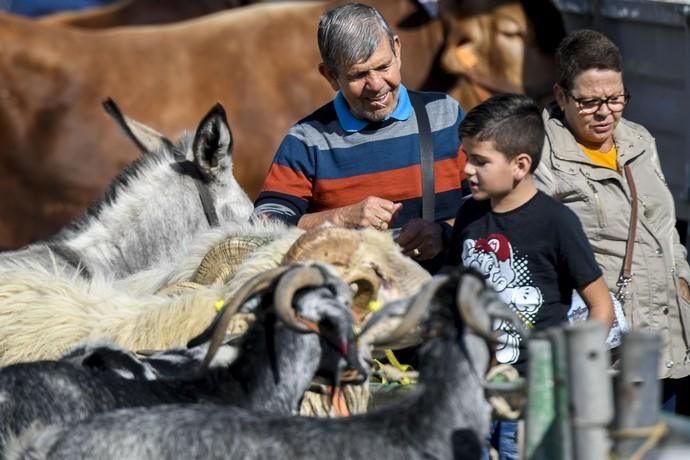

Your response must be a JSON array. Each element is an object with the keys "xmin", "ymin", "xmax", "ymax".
[{"xmin": 409, "ymin": 92, "xmax": 435, "ymax": 221}]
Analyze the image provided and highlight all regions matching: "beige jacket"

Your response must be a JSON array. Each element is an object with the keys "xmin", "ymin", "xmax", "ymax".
[{"xmin": 535, "ymin": 107, "xmax": 690, "ymax": 379}]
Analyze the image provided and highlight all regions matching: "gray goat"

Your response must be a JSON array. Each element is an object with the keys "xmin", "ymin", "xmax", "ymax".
[
  {"xmin": 59, "ymin": 336, "xmax": 242, "ymax": 381},
  {"xmin": 7, "ymin": 267, "xmax": 525, "ymax": 460},
  {"xmin": 0, "ymin": 263, "xmax": 367, "ymax": 455}
]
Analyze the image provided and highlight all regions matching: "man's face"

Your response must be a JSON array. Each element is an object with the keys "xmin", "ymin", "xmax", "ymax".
[{"xmin": 321, "ymin": 34, "xmax": 402, "ymax": 122}]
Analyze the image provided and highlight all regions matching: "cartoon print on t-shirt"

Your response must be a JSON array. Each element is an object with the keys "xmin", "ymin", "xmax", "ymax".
[{"xmin": 461, "ymin": 233, "xmax": 542, "ymax": 364}]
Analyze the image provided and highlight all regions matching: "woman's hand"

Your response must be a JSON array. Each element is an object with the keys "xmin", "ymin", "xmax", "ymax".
[
  {"xmin": 579, "ymin": 276, "xmax": 615, "ymax": 327},
  {"xmin": 679, "ymin": 278, "xmax": 690, "ymax": 303}
]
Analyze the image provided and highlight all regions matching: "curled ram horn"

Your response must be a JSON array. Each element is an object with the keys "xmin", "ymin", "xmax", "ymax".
[
  {"xmin": 282, "ymin": 226, "xmax": 360, "ymax": 266},
  {"xmin": 343, "ymin": 267, "xmax": 380, "ymax": 324},
  {"xmin": 273, "ymin": 263, "xmax": 332, "ymax": 332},
  {"xmin": 361, "ymin": 275, "xmax": 450, "ymax": 348},
  {"xmin": 200, "ymin": 265, "xmax": 291, "ymax": 369},
  {"xmin": 282, "ymin": 227, "xmax": 381, "ymax": 324},
  {"xmin": 192, "ymin": 235, "xmax": 274, "ymax": 285}
]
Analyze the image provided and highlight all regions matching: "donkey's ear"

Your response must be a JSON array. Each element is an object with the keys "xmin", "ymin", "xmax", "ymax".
[
  {"xmin": 103, "ymin": 98, "xmax": 174, "ymax": 155},
  {"xmin": 192, "ymin": 104, "xmax": 233, "ymax": 179}
]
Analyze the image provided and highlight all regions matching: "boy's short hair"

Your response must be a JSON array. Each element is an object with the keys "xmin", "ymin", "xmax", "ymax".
[
  {"xmin": 459, "ymin": 94, "xmax": 544, "ymax": 172},
  {"xmin": 556, "ymin": 29, "xmax": 622, "ymax": 90}
]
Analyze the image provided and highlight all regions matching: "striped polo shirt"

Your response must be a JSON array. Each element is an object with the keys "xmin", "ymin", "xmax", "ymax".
[{"xmin": 254, "ymin": 86, "xmax": 465, "ymax": 227}]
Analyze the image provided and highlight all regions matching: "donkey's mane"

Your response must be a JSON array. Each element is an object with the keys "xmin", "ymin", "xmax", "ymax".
[{"xmin": 61, "ymin": 134, "xmax": 194, "ymax": 237}]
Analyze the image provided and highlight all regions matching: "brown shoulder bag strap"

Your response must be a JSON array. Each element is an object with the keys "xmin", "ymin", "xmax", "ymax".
[{"xmin": 616, "ymin": 164, "xmax": 638, "ymax": 299}]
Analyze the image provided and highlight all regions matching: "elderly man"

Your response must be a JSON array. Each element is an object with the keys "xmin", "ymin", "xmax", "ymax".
[{"xmin": 253, "ymin": 2, "xmax": 465, "ymax": 270}]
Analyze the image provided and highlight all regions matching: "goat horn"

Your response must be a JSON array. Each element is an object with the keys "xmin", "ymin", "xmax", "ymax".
[
  {"xmin": 282, "ymin": 227, "xmax": 360, "ymax": 266},
  {"xmin": 456, "ymin": 274, "xmax": 496, "ymax": 343},
  {"xmin": 342, "ymin": 267, "xmax": 381, "ymax": 325},
  {"xmin": 201, "ymin": 265, "xmax": 291, "ymax": 369},
  {"xmin": 485, "ymin": 293, "xmax": 529, "ymax": 338},
  {"xmin": 371, "ymin": 274, "xmax": 450, "ymax": 347},
  {"xmin": 193, "ymin": 236, "xmax": 273, "ymax": 285},
  {"xmin": 273, "ymin": 264, "xmax": 329, "ymax": 332}
]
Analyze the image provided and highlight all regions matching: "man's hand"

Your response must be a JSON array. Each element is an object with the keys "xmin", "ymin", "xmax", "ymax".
[
  {"xmin": 397, "ymin": 219, "xmax": 444, "ymax": 261},
  {"xmin": 298, "ymin": 196, "xmax": 401, "ymax": 230}
]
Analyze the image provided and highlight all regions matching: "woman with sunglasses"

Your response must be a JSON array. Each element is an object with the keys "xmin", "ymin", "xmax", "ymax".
[{"xmin": 535, "ymin": 29, "xmax": 690, "ymax": 414}]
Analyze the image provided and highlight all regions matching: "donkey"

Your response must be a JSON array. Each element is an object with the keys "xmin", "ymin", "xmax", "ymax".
[{"xmin": 0, "ymin": 100, "xmax": 253, "ymax": 280}]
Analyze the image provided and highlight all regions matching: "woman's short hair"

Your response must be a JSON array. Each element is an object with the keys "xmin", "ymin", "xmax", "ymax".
[
  {"xmin": 556, "ymin": 29, "xmax": 622, "ymax": 90},
  {"xmin": 460, "ymin": 94, "xmax": 545, "ymax": 172}
]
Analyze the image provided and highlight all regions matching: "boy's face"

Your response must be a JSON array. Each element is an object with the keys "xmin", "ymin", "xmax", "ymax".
[{"xmin": 463, "ymin": 137, "xmax": 517, "ymax": 202}]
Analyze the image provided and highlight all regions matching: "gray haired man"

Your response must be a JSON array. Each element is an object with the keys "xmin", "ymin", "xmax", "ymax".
[{"xmin": 254, "ymin": 3, "xmax": 465, "ymax": 270}]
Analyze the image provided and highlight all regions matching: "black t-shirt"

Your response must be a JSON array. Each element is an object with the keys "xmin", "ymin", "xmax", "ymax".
[{"xmin": 447, "ymin": 191, "xmax": 602, "ymax": 374}]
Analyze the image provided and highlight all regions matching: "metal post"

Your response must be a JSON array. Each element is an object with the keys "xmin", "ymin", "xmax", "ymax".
[
  {"xmin": 565, "ymin": 321, "xmax": 613, "ymax": 460},
  {"xmin": 525, "ymin": 336, "xmax": 555, "ymax": 459},
  {"xmin": 613, "ymin": 331, "xmax": 662, "ymax": 459},
  {"xmin": 547, "ymin": 328, "xmax": 573, "ymax": 460}
]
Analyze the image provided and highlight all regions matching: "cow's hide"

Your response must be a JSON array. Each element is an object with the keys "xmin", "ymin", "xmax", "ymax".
[
  {"xmin": 39, "ymin": 0, "xmax": 263, "ymax": 28},
  {"xmin": 436, "ymin": 0, "xmax": 564, "ymax": 109}
]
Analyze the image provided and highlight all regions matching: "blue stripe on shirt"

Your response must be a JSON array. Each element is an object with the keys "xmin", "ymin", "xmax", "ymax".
[{"xmin": 274, "ymin": 123, "xmax": 459, "ymax": 180}]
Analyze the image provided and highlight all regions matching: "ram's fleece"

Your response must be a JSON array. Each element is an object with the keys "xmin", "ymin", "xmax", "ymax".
[
  {"xmin": 0, "ymin": 223, "xmax": 430, "ymax": 365},
  {"xmin": 110, "ymin": 219, "xmax": 291, "ymax": 296},
  {"xmin": 0, "ymin": 265, "xmax": 231, "ymax": 364}
]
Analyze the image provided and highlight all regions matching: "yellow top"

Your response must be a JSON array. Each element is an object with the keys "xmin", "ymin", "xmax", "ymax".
[{"xmin": 579, "ymin": 143, "xmax": 618, "ymax": 170}]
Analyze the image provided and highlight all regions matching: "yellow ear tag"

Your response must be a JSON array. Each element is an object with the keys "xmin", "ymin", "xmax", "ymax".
[
  {"xmin": 214, "ymin": 300, "xmax": 225, "ymax": 312},
  {"xmin": 368, "ymin": 300, "xmax": 382, "ymax": 312}
]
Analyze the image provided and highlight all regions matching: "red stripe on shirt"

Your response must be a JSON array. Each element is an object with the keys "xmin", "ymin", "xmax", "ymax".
[
  {"xmin": 311, "ymin": 157, "xmax": 464, "ymax": 211},
  {"xmin": 260, "ymin": 163, "xmax": 312, "ymax": 200}
]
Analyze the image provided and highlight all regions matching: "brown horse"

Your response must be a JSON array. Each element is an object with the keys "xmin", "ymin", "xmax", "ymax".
[{"xmin": 0, "ymin": 0, "xmax": 562, "ymax": 249}]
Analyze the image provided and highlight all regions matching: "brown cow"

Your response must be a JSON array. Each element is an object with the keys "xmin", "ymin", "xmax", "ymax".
[
  {"xmin": 39, "ymin": 0, "xmax": 262, "ymax": 28},
  {"xmin": 0, "ymin": 0, "xmax": 560, "ymax": 249},
  {"xmin": 437, "ymin": 0, "xmax": 564, "ymax": 109}
]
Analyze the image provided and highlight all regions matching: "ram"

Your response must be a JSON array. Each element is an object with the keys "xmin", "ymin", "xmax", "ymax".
[{"xmin": 0, "ymin": 223, "xmax": 428, "ymax": 364}]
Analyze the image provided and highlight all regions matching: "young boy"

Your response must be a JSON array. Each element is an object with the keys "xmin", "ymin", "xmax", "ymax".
[{"xmin": 446, "ymin": 94, "xmax": 613, "ymax": 459}]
